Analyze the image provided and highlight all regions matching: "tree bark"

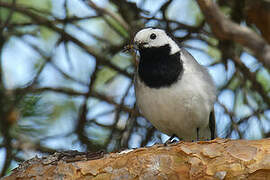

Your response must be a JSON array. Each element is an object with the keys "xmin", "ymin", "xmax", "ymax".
[{"xmin": 3, "ymin": 138, "xmax": 270, "ymax": 180}]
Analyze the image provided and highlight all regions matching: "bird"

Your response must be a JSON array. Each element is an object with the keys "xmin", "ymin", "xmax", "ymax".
[{"xmin": 132, "ymin": 28, "xmax": 217, "ymax": 141}]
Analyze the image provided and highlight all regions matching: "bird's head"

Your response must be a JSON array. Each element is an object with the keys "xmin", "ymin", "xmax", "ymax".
[{"xmin": 133, "ymin": 28, "xmax": 180, "ymax": 55}]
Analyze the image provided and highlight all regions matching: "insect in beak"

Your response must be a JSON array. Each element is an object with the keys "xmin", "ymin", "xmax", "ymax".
[
  {"xmin": 123, "ymin": 43, "xmax": 139, "ymax": 66},
  {"xmin": 123, "ymin": 42, "xmax": 140, "ymax": 52}
]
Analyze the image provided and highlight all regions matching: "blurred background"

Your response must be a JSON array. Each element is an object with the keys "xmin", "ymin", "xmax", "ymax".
[{"xmin": 0, "ymin": 0, "xmax": 270, "ymax": 176}]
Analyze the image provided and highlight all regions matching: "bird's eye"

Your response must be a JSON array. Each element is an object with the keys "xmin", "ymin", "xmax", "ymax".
[{"xmin": 150, "ymin": 33, "xmax": 156, "ymax": 40}]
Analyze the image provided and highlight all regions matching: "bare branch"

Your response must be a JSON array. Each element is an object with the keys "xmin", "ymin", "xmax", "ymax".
[
  {"xmin": 86, "ymin": 0, "xmax": 130, "ymax": 31},
  {"xmin": 197, "ymin": 0, "xmax": 270, "ymax": 69},
  {"xmin": 4, "ymin": 139, "xmax": 270, "ymax": 179},
  {"xmin": 23, "ymin": 87, "xmax": 139, "ymax": 116},
  {"xmin": 0, "ymin": 1, "xmax": 132, "ymax": 78}
]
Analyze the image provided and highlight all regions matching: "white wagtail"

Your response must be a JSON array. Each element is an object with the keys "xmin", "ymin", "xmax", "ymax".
[{"xmin": 131, "ymin": 28, "xmax": 216, "ymax": 141}]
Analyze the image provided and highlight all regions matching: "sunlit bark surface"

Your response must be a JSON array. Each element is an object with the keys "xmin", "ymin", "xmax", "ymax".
[{"xmin": 3, "ymin": 138, "xmax": 270, "ymax": 180}]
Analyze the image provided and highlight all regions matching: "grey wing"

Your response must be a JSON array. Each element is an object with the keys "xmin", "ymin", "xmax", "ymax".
[
  {"xmin": 180, "ymin": 48, "xmax": 217, "ymax": 104},
  {"xmin": 180, "ymin": 48, "xmax": 215, "ymax": 87},
  {"xmin": 209, "ymin": 108, "xmax": 216, "ymax": 140},
  {"xmin": 180, "ymin": 48, "xmax": 217, "ymax": 140}
]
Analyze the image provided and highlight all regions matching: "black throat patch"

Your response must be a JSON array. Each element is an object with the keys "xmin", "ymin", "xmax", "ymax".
[{"xmin": 138, "ymin": 44, "xmax": 183, "ymax": 88}]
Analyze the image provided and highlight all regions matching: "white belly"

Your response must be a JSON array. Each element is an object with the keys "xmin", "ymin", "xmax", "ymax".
[{"xmin": 135, "ymin": 76, "xmax": 212, "ymax": 141}]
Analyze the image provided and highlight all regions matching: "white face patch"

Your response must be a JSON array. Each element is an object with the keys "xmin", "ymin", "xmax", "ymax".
[{"xmin": 134, "ymin": 28, "xmax": 180, "ymax": 55}]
